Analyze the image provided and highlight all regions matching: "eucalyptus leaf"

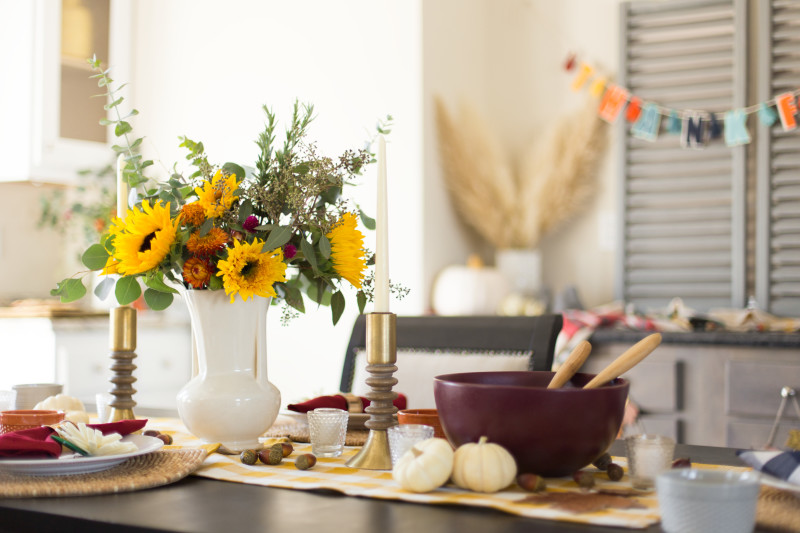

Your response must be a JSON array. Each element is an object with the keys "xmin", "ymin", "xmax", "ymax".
[
  {"xmin": 144, "ymin": 274, "xmax": 179, "ymax": 294},
  {"xmin": 283, "ymin": 285, "xmax": 305, "ymax": 313},
  {"xmin": 208, "ymin": 275, "xmax": 223, "ymax": 290},
  {"xmin": 357, "ymin": 290, "xmax": 367, "ymax": 314},
  {"xmin": 318, "ymin": 235, "xmax": 331, "ymax": 259},
  {"xmin": 115, "ymin": 121, "xmax": 132, "ymax": 136},
  {"xmin": 104, "ymin": 97, "xmax": 123, "ymax": 110},
  {"xmin": 262, "ymin": 225, "xmax": 292, "ymax": 251},
  {"xmin": 115, "ymin": 276, "xmax": 142, "ymax": 306},
  {"xmin": 82, "ymin": 244, "xmax": 110, "ymax": 270},
  {"xmin": 359, "ymin": 209, "xmax": 376, "ymax": 230},
  {"xmin": 222, "ymin": 162, "xmax": 246, "ymax": 180},
  {"xmin": 199, "ymin": 218, "xmax": 213, "ymax": 237},
  {"xmin": 331, "ymin": 291, "xmax": 345, "ymax": 325},
  {"xmin": 51, "ymin": 279, "xmax": 87, "ymax": 303},
  {"xmin": 94, "ymin": 276, "xmax": 116, "ymax": 300},
  {"xmin": 238, "ymin": 200, "xmax": 253, "ymax": 221},
  {"xmin": 300, "ymin": 238, "xmax": 317, "ymax": 270},
  {"xmin": 144, "ymin": 289, "xmax": 173, "ymax": 311}
]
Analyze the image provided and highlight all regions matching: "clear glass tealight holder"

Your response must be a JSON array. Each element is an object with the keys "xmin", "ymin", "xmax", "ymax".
[
  {"xmin": 625, "ymin": 433, "xmax": 675, "ymax": 489},
  {"xmin": 307, "ymin": 408, "xmax": 349, "ymax": 458},
  {"xmin": 388, "ymin": 424, "xmax": 434, "ymax": 465}
]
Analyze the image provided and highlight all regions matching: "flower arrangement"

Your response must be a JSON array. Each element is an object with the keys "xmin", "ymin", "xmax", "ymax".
[{"xmin": 53, "ymin": 57, "xmax": 390, "ymax": 324}]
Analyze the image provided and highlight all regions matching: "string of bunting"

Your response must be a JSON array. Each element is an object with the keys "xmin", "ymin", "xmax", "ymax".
[{"xmin": 564, "ymin": 53, "xmax": 800, "ymax": 149}]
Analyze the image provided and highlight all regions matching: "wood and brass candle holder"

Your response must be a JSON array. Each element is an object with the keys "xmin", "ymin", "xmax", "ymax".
[
  {"xmin": 105, "ymin": 306, "xmax": 138, "ymax": 422},
  {"xmin": 346, "ymin": 312, "xmax": 398, "ymax": 470}
]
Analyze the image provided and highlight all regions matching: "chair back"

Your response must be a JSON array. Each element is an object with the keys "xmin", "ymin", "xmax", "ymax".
[{"xmin": 340, "ymin": 314, "xmax": 563, "ymax": 408}]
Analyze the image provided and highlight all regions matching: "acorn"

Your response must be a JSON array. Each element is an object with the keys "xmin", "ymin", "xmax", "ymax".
[
  {"xmin": 517, "ymin": 473, "xmax": 547, "ymax": 492},
  {"xmin": 295, "ymin": 453, "xmax": 317, "ymax": 470},
  {"xmin": 592, "ymin": 452, "xmax": 612, "ymax": 471},
  {"xmin": 258, "ymin": 446, "xmax": 283, "ymax": 465},
  {"xmin": 240, "ymin": 449, "xmax": 258, "ymax": 465},
  {"xmin": 572, "ymin": 470, "xmax": 595, "ymax": 489},
  {"xmin": 279, "ymin": 442, "xmax": 294, "ymax": 457},
  {"xmin": 606, "ymin": 462, "xmax": 624, "ymax": 481},
  {"xmin": 672, "ymin": 457, "xmax": 692, "ymax": 469},
  {"xmin": 143, "ymin": 429, "xmax": 160, "ymax": 437},
  {"xmin": 156, "ymin": 433, "xmax": 173, "ymax": 445}
]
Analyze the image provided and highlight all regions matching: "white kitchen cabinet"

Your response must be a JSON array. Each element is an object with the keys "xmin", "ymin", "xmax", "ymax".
[
  {"xmin": 0, "ymin": 0, "xmax": 132, "ymax": 183},
  {"xmin": 0, "ymin": 310, "xmax": 191, "ymax": 413}
]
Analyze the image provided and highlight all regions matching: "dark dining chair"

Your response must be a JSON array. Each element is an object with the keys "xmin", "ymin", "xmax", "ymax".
[{"xmin": 339, "ymin": 314, "xmax": 563, "ymax": 408}]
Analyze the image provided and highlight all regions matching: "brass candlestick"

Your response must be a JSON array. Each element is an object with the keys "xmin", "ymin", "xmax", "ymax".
[
  {"xmin": 346, "ymin": 312, "xmax": 398, "ymax": 470},
  {"xmin": 105, "ymin": 306, "xmax": 138, "ymax": 422}
]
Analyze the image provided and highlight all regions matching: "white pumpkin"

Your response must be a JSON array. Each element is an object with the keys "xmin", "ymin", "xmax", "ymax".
[
  {"xmin": 34, "ymin": 394, "xmax": 85, "ymax": 412},
  {"xmin": 452, "ymin": 436, "xmax": 517, "ymax": 493},
  {"xmin": 392, "ymin": 437, "xmax": 454, "ymax": 493},
  {"xmin": 432, "ymin": 255, "xmax": 510, "ymax": 316}
]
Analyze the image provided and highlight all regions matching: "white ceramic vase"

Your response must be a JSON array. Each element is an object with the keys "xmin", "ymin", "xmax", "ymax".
[
  {"xmin": 176, "ymin": 290, "xmax": 281, "ymax": 451},
  {"xmin": 495, "ymin": 248, "xmax": 542, "ymax": 296}
]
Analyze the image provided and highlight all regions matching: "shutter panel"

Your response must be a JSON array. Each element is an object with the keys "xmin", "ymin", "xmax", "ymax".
[
  {"xmin": 756, "ymin": 0, "xmax": 800, "ymax": 316},
  {"xmin": 617, "ymin": 0, "xmax": 747, "ymax": 312}
]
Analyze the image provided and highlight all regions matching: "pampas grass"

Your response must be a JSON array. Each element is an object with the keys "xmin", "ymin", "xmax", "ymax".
[{"xmin": 434, "ymin": 96, "xmax": 608, "ymax": 250}]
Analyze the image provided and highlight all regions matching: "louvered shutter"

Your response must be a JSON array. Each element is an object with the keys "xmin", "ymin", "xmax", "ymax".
[
  {"xmin": 616, "ymin": 0, "xmax": 748, "ymax": 312},
  {"xmin": 756, "ymin": 0, "xmax": 800, "ymax": 316}
]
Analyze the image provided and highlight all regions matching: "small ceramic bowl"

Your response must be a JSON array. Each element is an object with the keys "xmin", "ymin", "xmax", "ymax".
[
  {"xmin": 397, "ymin": 409, "xmax": 445, "ymax": 439},
  {"xmin": 0, "ymin": 410, "xmax": 65, "ymax": 434},
  {"xmin": 656, "ymin": 468, "xmax": 761, "ymax": 533}
]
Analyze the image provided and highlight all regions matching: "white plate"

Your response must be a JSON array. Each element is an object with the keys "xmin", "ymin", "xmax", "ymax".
[
  {"xmin": 760, "ymin": 472, "xmax": 800, "ymax": 497},
  {"xmin": 0, "ymin": 434, "xmax": 163, "ymax": 476}
]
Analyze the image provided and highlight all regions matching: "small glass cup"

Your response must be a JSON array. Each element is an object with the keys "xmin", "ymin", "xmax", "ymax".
[
  {"xmin": 388, "ymin": 424, "xmax": 434, "ymax": 465},
  {"xmin": 307, "ymin": 408, "xmax": 349, "ymax": 458},
  {"xmin": 95, "ymin": 392, "xmax": 114, "ymax": 422},
  {"xmin": 625, "ymin": 434, "xmax": 675, "ymax": 489}
]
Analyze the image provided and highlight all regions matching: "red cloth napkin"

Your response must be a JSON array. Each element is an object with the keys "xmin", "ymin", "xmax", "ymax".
[
  {"xmin": 0, "ymin": 419, "xmax": 147, "ymax": 459},
  {"xmin": 287, "ymin": 393, "xmax": 407, "ymax": 414}
]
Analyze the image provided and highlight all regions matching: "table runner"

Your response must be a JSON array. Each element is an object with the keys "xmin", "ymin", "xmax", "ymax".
[{"xmin": 149, "ymin": 417, "xmax": 756, "ymax": 530}]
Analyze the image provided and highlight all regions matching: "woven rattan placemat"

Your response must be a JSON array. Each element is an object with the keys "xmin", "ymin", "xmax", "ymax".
[
  {"xmin": 757, "ymin": 486, "xmax": 800, "ymax": 533},
  {"xmin": 0, "ymin": 448, "xmax": 207, "ymax": 498}
]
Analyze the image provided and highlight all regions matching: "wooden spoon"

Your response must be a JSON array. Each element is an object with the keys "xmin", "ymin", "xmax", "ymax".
[
  {"xmin": 583, "ymin": 333, "xmax": 662, "ymax": 389},
  {"xmin": 547, "ymin": 340, "xmax": 592, "ymax": 389}
]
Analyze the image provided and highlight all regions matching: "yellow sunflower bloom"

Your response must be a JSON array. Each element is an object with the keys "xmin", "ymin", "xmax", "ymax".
[
  {"xmin": 216, "ymin": 238, "xmax": 287, "ymax": 302},
  {"xmin": 326, "ymin": 212, "xmax": 367, "ymax": 288},
  {"xmin": 195, "ymin": 170, "xmax": 239, "ymax": 218},
  {"xmin": 112, "ymin": 200, "xmax": 181, "ymax": 275}
]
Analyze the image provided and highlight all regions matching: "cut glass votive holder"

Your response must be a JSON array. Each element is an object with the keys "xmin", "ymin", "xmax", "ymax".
[
  {"xmin": 308, "ymin": 408, "xmax": 349, "ymax": 458},
  {"xmin": 625, "ymin": 434, "xmax": 675, "ymax": 489},
  {"xmin": 388, "ymin": 424, "xmax": 434, "ymax": 465}
]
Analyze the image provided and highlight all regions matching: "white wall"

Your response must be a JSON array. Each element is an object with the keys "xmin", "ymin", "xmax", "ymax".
[{"xmin": 128, "ymin": 0, "xmax": 425, "ymax": 404}]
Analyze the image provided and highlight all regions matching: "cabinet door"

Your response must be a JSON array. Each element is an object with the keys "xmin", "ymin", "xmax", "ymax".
[{"xmin": 0, "ymin": 0, "xmax": 132, "ymax": 183}]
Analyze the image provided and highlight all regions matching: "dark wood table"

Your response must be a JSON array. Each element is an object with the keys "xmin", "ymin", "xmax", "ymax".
[{"xmin": 0, "ymin": 441, "xmax": 759, "ymax": 533}]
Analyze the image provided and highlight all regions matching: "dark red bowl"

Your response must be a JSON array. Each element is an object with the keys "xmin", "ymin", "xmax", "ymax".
[{"xmin": 434, "ymin": 371, "xmax": 629, "ymax": 477}]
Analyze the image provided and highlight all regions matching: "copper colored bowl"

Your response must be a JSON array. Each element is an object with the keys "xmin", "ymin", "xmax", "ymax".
[
  {"xmin": 397, "ymin": 408, "xmax": 445, "ymax": 439},
  {"xmin": 434, "ymin": 371, "xmax": 629, "ymax": 477},
  {"xmin": 0, "ymin": 410, "xmax": 65, "ymax": 434}
]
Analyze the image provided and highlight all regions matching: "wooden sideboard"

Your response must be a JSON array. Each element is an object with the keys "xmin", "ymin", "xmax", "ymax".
[{"xmin": 584, "ymin": 330, "xmax": 800, "ymax": 448}]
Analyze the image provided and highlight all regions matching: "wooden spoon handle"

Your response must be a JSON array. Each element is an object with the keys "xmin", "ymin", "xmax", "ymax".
[
  {"xmin": 547, "ymin": 340, "xmax": 592, "ymax": 389},
  {"xmin": 583, "ymin": 333, "xmax": 662, "ymax": 389}
]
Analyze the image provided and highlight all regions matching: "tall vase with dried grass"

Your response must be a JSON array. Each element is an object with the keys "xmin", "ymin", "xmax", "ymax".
[{"xmin": 434, "ymin": 96, "xmax": 609, "ymax": 308}]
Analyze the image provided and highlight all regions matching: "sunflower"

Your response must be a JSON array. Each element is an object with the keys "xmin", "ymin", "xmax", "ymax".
[
  {"xmin": 326, "ymin": 212, "xmax": 367, "ymax": 288},
  {"xmin": 112, "ymin": 200, "xmax": 180, "ymax": 275},
  {"xmin": 195, "ymin": 170, "xmax": 239, "ymax": 218},
  {"xmin": 186, "ymin": 227, "xmax": 228, "ymax": 256},
  {"xmin": 182, "ymin": 256, "xmax": 214, "ymax": 289},
  {"xmin": 181, "ymin": 203, "xmax": 206, "ymax": 226},
  {"xmin": 216, "ymin": 238, "xmax": 287, "ymax": 302}
]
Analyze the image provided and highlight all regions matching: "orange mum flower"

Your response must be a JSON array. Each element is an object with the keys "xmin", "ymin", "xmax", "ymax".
[
  {"xmin": 182, "ymin": 257, "xmax": 213, "ymax": 289},
  {"xmin": 186, "ymin": 227, "xmax": 228, "ymax": 256},
  {"xmin": 181, "ymin": 203, "xmax": 206, "ymax": 226}
]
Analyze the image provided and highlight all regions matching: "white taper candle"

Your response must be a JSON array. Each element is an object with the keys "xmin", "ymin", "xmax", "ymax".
[{"xmin": 374, "ymin": 135, "xmax": 389, "ymax": 312}]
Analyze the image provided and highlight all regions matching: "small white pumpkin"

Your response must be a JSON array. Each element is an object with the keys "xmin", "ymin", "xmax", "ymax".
[
  {"xmin": 392, "ymin": 437, "xmax": 454, "ymax": 493},
  {"xmin": 452, "ymin": 436, "xmax": 517, "ymax": 493},
  {"xmin": 34, "ymin": 394, "xmax": 85, "ymax": 412}
]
